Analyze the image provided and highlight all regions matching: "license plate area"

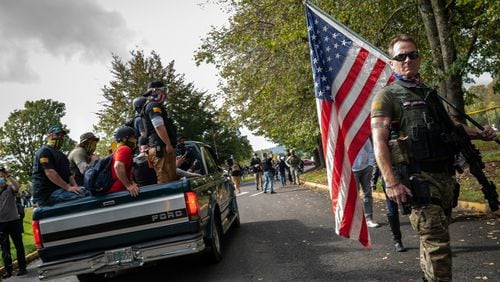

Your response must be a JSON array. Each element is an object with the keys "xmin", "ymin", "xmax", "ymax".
[{"xmin": 104, "ymin": 247, "xmax": 135, "ymax": 266}]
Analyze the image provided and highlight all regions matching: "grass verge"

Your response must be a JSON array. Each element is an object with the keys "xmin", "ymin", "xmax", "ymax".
[
  {"xmin": 0, "ymin": 208, "xmax": 36, "ymax": 268},
  {"xmin": 302, "ymin": 140, "xmax": 499, "ymax": 204}
]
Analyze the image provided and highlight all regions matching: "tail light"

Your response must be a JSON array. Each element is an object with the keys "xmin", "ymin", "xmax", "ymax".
[
  {"xmin": 32, "ymin": 220, "xmax": 43, "ymax": 249},
  {"xmin": 184, "ymin": 192, "xmax": 200, "ymax": 220}
]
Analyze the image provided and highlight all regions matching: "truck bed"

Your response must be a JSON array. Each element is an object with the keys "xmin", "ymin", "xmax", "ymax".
[{"xmin": 34, "ymin": 179, "xmax": 201, "ymax": 262}]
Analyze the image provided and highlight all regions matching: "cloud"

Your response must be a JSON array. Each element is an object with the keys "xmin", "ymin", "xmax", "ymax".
[
  {"xmin": 0, "ymin": 41, "xmax": 39, "ymax": 83},
  {"xmin": 0, "ymin": 0, "xmax": 133, "ymax": 82}
]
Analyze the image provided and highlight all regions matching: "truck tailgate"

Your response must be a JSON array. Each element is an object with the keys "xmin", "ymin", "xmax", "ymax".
[{"xmin": 34, "ymin": 180, "xmax": 200, "ymax": 261}]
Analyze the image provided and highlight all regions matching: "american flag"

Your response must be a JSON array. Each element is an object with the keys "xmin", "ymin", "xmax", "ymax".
[{"xmin": 305, "ymin": 2, "xmax": 393, "ymax": 247}]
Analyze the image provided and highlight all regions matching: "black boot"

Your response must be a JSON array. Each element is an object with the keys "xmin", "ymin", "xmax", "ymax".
[
  {"xmin": 387, "ymin": 214, "xmax": 406, "ymax": 252},
  {"xmin": 2, "ymin": 270, "xmax": 12, "ymax": 279}
]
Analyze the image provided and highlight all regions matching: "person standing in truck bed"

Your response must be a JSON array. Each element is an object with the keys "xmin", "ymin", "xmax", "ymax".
[{"xmin": 141, "ymin": 80, "xmax": 178, "ymax": 183}]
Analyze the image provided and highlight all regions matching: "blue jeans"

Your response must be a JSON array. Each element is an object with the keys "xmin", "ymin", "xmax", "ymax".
[
  {"xmin": 353, "ymin": 166, "xmax": 374, "ymax": 219},
  {"xmin": 279, "ymin": 171, "xmax": 286, "ymax": 186},
  {"xmin": 264, "ymin": 171, "xmax": 274, "ymax": 192},
  {"xmin": 45, "ymin": 188, "xmax": 89, "ymax": 206}
]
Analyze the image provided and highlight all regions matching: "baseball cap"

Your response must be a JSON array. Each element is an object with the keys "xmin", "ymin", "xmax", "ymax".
[
  {"xmin": 79, "ymin": 132, "xmax": 99, "ymax": 144},
  {"xmin": 47, "ymin": 125, "xmax": 67, "ymax": 135},
  {"xmin": 143, "ymin": 80, "xmax": 166, "ymax": 96}
]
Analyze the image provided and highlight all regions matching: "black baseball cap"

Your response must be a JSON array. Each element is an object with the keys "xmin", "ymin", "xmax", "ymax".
[{"xmin": 143, "ymin": 80, "xmax": 166, "ymax": 96}]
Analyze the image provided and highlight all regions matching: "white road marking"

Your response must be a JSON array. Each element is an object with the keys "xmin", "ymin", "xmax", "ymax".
[{"xmin": 249, "ymin": 191, "xmax": 265, "ymax": 197}]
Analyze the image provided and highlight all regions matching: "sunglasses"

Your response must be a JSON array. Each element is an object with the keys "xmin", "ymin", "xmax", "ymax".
[
  {"xmin": 391, "ymin": 51, "xmax": 419, "ymax": 62},
  {"xmin": 153, "ymin": 87, "xmax": 167, "ymax": 93}
]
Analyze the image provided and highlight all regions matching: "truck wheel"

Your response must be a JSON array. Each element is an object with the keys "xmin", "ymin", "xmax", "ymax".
[
  {"xmin": 207, "ymin": 216, "xmax": 223, "ymax": 263},
  {"xmin": 233, "ymin": 213, "xmax": 241, "ymax": 228},
  {"xmin": 77, "ymin": 273, "xmax": 106, "ymax": 281}
]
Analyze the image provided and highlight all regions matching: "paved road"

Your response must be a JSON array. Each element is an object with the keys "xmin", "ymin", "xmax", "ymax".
[{"xmin": 8, "ymin": 179, "xmax": 500, "ymax": 281}]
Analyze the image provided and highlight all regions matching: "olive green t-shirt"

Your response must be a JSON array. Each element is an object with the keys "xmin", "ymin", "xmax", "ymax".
[
  {"xmin": 371, "ymin": 80, "xmax": 429, "ymax": 124},
  {"xmin": 371, "ymin": 86, "xmax": 396, "ymax": 119},
  {"xmin": 68, "ymin": 146, "xmax": 89, "ymax": 186}
]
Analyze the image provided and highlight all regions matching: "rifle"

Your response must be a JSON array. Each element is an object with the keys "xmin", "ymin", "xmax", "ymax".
[{"xmin": 431, "ymin": 92, "xmax": 499, "ymax": 212}]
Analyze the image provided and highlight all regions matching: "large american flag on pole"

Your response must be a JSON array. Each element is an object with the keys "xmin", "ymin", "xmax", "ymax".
[{"xmin": 305, "ymin": 2, "xmax": 394, "ymax": 247}]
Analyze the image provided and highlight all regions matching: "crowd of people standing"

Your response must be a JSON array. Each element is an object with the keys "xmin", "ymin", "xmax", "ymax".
[{"xmin": 233, "ymin": 149, "xmax": 307, "ymax": 194}]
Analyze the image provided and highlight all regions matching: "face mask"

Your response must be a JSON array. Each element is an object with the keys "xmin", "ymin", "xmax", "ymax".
[
  {"xmin": 150, "ymin": 92, "xmax": 165, "ymax": 103},
  {"xmin": 0, "ymin": 177, "xmax": 6, "ymax": 186},
  {"xmin": 48, "ymin": 138, "xmax": 64, "ymax": 150},
  {"xmin": 125, "ymin": 139, "xmax": 137, "ymax": 150},
  {"xmin": 84, "ymin": 140, "xmax": 97, "ymax": 154}
]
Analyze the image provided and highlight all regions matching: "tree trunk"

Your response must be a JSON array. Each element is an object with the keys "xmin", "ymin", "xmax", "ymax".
[{"xmin": 418, "ymin": 0, "xmax": 466, "ymax": 123}]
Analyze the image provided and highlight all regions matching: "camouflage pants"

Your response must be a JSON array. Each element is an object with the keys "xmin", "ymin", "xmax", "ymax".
[{"xmin": 409, "ymin": 172, "xmax": 454, "ymax": 282}]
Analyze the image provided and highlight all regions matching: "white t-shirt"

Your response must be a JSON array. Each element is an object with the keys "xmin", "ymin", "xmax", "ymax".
[{"xmin": 352, "ymin": 139, "xmax": 375, "ymax": 172}]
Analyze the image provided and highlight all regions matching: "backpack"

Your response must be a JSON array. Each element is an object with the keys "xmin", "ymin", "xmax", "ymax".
[
  {"xmin": 289, "ymin": 155, "xmax": 300, "ymax": 166},
  {"xmin": 84, "ymin": 154, "xmax": 115, "ymax": 196},
  {"xmin": 231, "ymin": 164, "xmax": 241, "ymax": 176},
  {"xmin": 133, "ymin": 154, "xmax": 157, "ymax": 186}
]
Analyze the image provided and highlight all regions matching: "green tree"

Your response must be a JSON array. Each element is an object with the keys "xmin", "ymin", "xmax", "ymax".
[
  {"xmin": 196, "ymin": 0, "xmax": 318, "ymax": 152},
  {"xmin": 196, "ymin": 0, "xmax": 499, "ymax": 154},
  {"xmin": 94, "ymin": 50, "xmax": 172, "ymax": 154},
  {"xmin": 95, "ymin": 49, "xmax": 253, "ymax": 162},
  {"xmin": 0, "ymin": 100, "xmax": 75, "ymax": 183},
  {"xmin": 466, "ymin": 78, "xmax": 500, "ymax": 127}
]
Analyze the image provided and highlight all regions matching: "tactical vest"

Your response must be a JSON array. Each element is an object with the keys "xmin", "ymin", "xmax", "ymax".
[
  {"xmin": 142, "ymin": 101, "xmax": 177, "ymax": 148},
  {"xmin": 386, "ymin": 83, "xmax": 452, "ymax": 164}
]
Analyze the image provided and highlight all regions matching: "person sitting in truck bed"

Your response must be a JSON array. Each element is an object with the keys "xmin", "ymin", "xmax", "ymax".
[
  {"xmin": 176, "ymin": 146, "xmax": 202, "ymax": 175},
  {"xmin": 32, "ymin": 125, "xmax": 89, "ymax": 206},
  {"xmin": 133, "ymin": 136, "xmax": 157, "ymax": 186},
  {"xmin": 175, "ymin": 155, "xmax": 201, "ymax": 178},
  {"xmin": 107, "ymin": 126, "xmax": 140, "ymax": 197}
]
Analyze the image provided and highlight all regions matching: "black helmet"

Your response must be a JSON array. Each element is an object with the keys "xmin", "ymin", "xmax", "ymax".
[
  {"xmin": 114, "ymin": 126, "xmax": 135, "ymax": 141},
  {"xmin": 138, "ymin": 135, "xmax": 148, "ymax": 146},
  {"xmin": 133, "ymin": 97, "xmax": 147, "ymax": 113}
]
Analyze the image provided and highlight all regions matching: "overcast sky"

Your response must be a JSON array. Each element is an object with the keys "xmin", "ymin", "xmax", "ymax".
[{"xmin": 0, "ymin": 0, "xmax": 277, "ymax": 150}]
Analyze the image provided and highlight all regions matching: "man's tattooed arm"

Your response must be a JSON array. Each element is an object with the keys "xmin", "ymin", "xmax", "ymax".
[{"xmin": 370, "ymin": 121, "xmax": 390, "ymax": 130}]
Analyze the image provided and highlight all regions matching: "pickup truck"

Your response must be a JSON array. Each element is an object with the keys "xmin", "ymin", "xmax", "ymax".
[{"xmin": 32, "ymin": 141, "xmax": 240, "ymax": 281}]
